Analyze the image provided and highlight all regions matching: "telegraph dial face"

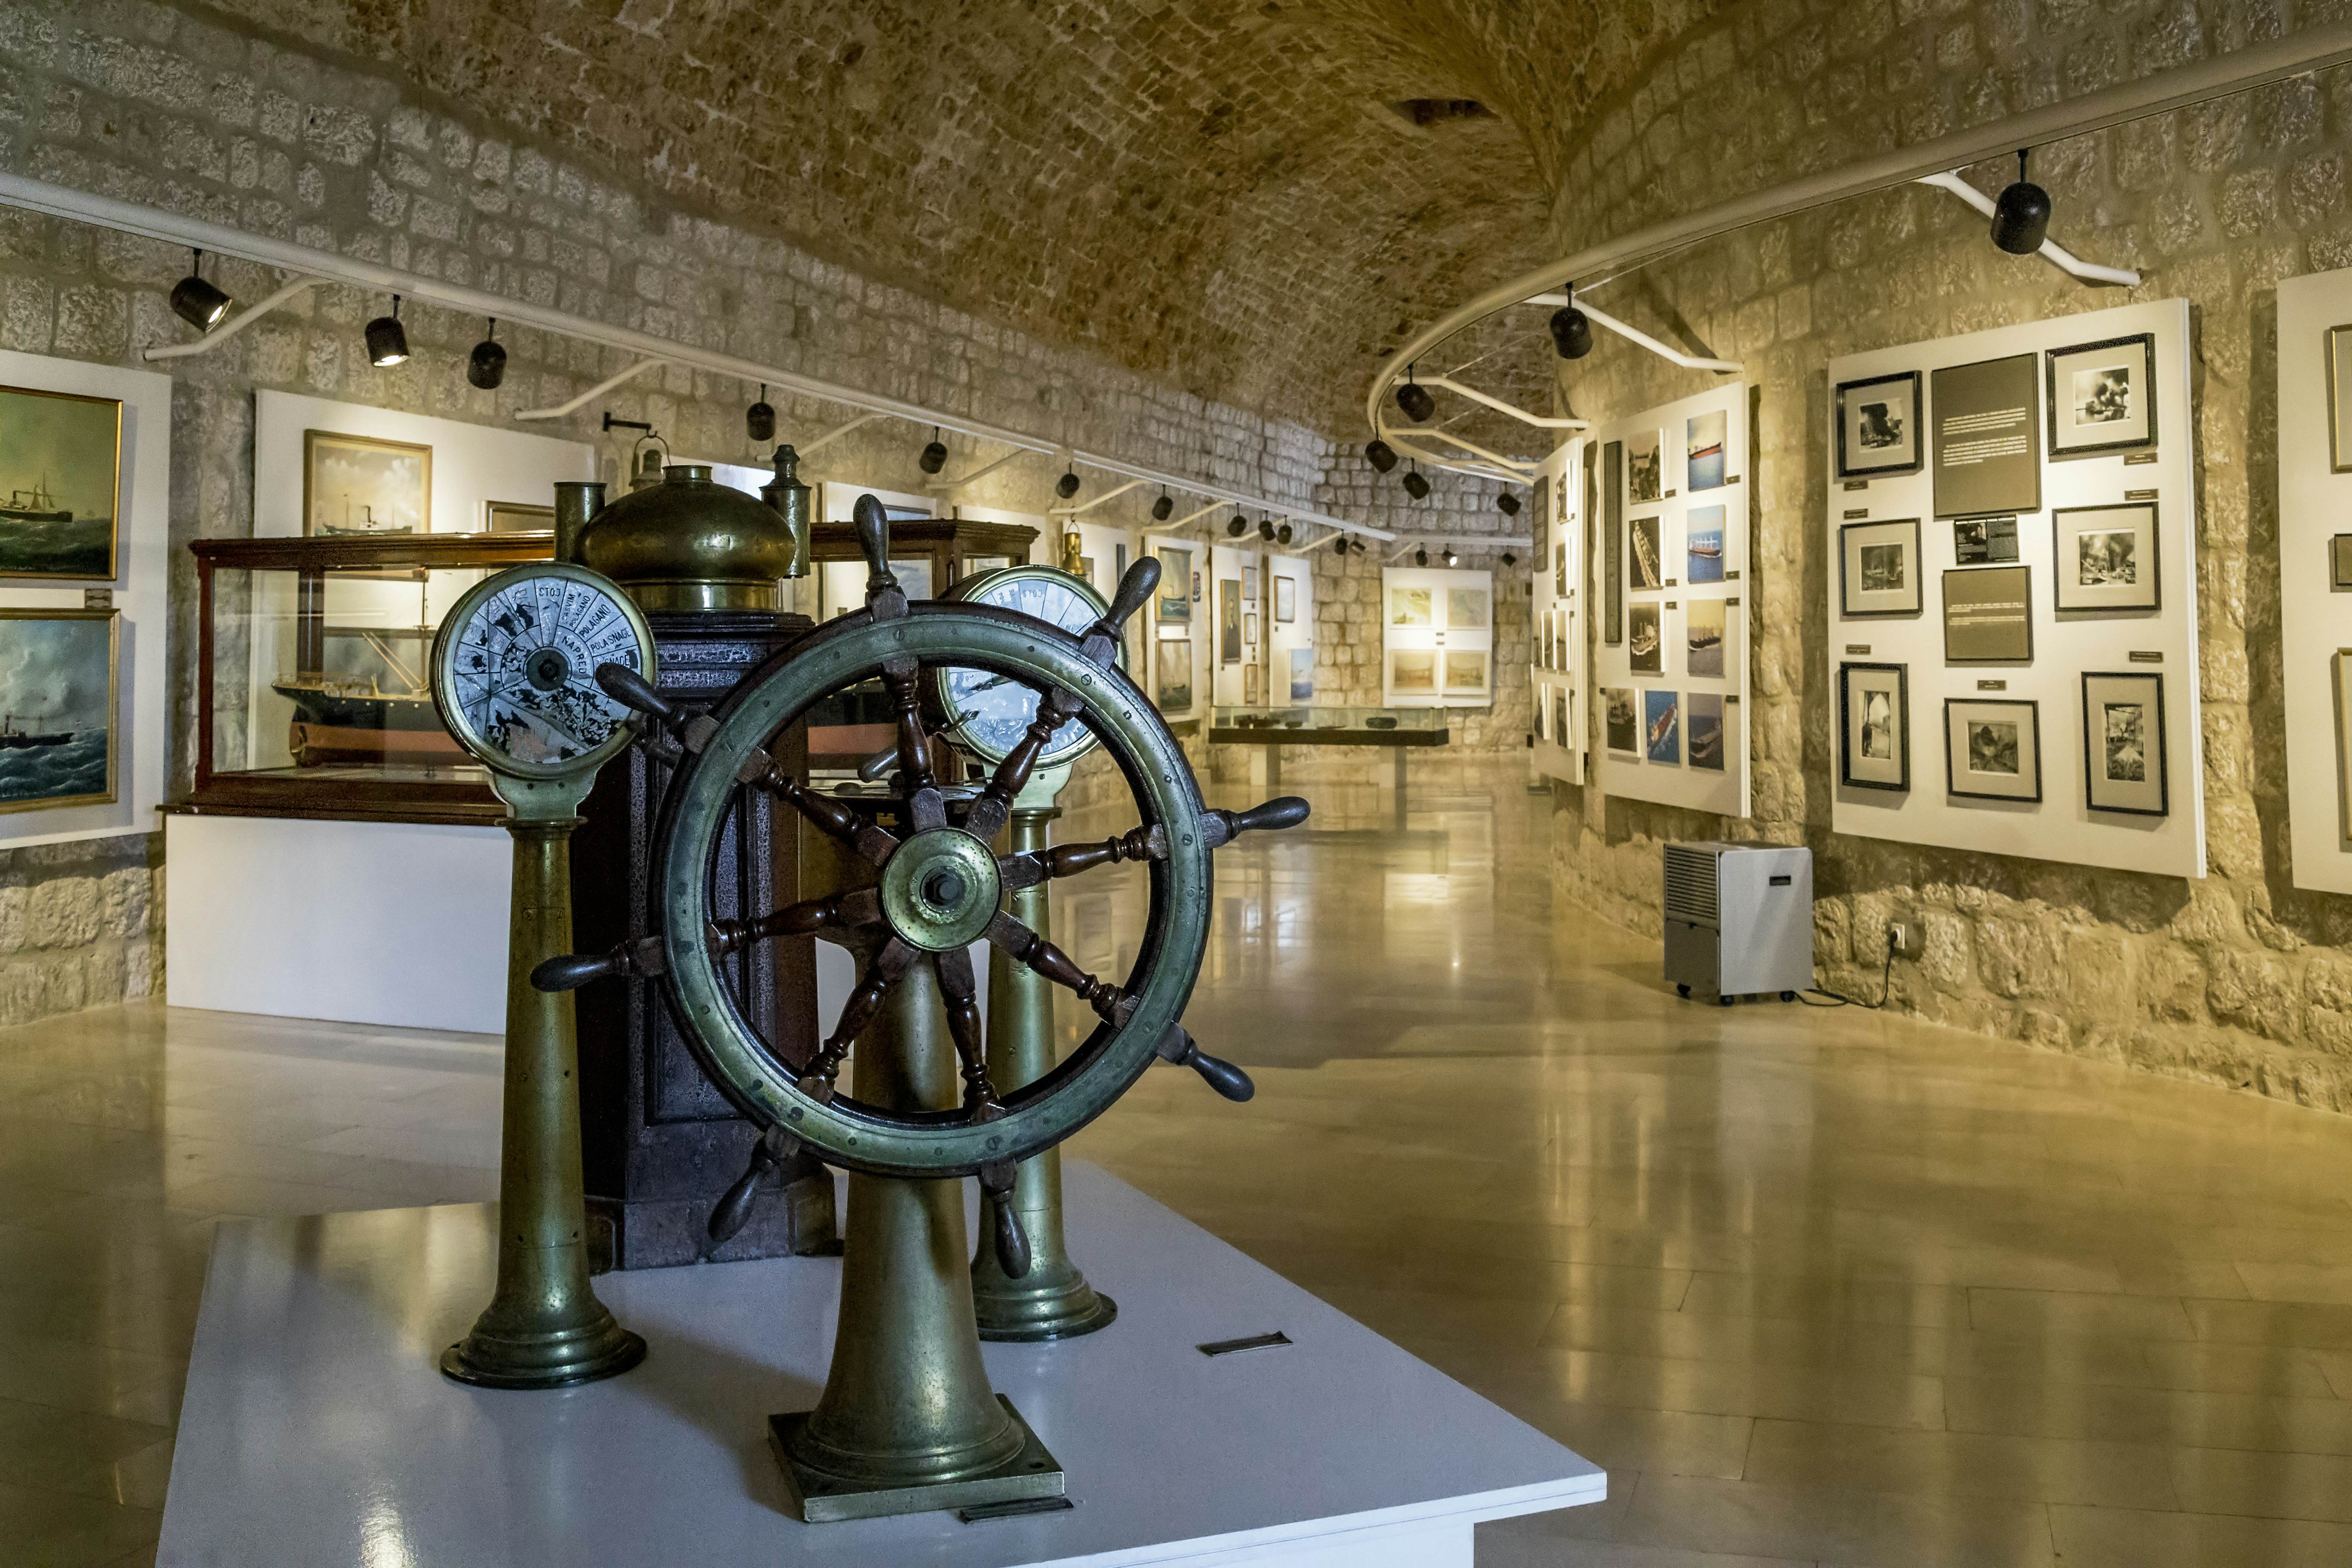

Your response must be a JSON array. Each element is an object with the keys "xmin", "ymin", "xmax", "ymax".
[
  {"xmin": 432, "ymin": 563, "xmax": 655, "ymax": 780},
  {"xmin": 935, "ymin": 565, "xmax": 1116, "ymax": 767}
]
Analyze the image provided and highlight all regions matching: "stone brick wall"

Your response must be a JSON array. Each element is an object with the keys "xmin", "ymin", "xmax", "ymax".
[
  {"xmin": 0, "ymin": 835, "xmax": 162, "ymax": 1021},
  {"xmin": 1541, "ymin": 1, "xmax": 2352, "ymax": 1108}
]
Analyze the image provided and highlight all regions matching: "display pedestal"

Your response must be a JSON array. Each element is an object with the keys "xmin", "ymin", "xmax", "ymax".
[{"xmin": 159, "ymin": 1163, "xmax": 1602, "ymax": 1566}]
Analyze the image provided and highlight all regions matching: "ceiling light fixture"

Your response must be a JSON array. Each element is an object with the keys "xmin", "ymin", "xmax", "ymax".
[
  {"xmin": 1501, "ymin": 551, "xmax": 1517, "ymax": 567},
  {"xmin": 1395, "ymin": 366, "xmax": 1435, "ymax": 425},
  {"xmin": 1257, "ymin": 517, "xmax": 1276, "ymax": 542},
  {"xmin": 168, "ymin": 248, "xmax": 231, "ymax": 331},
  {"xmin": 1226, "ymin": 513, "xmax": 1247, "ymax": 537},
  {"xmin": 1402, "ymin": 462, "xmax": 1430, "ymax": 501},
  {"xmin": 918, "ymin": 425, "xmax": 947, "ymax": 475},
  {"xmin": 1152, "ymin": 490, "xmax": 1174, "ymax": 521},
  {"xmin": 364, "ymin": 295, "xmax": 408, "ymax": 367},
  {"xmin": 1548, "ymin": 283, "xmax": 1595, "ymax": 360},
  {"xmin": 1414, "ymin": 547, "xmax": 1429, "ymax": 567},
  {"xmin": 1991, "ymin": 148, "xmax": 2052, "ymax": 254},
  {"xmin": 1277, "ymin": 523, "xmax": 1293, "ymax": 545},
  {"xmin": 1496, "ymin": 491, "xmax": 1520, "ymax": 517},
  {"xmin": 466, "ymin": 318, "xmax": 505, "ymax": 389},
  {"xmin": 1442, "ymin": 545, "xmax": 1457, "ymax": 567},
  {"xmin": 1365, "ymin": 438, "xmax": 1398, "ymax": 473},
  {"xmin": 1056, "ymin": 467, "xmax": 1081, "ymax": 500},
  {"xmin": 1332, "ymin": 536, "xmax": 1350, "ymax": 556},
  {"xmin": 746, "ymin": 383, "xmax": 776, "ymax": 444}
]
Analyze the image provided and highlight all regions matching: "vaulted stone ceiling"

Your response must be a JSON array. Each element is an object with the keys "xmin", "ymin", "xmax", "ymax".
[{"xmin": 192, "ymin": 0, "xmax": 1715, "ymax": 440}]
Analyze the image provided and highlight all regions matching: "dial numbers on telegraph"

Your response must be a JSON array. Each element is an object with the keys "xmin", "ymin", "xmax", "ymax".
[
  {"xmin": 946, "ymin": 575, "xmax": 1098, "ymax": 760},
  {"xmin": 450, "ymin": 575, "xmax": 643, "ymax": 766}
]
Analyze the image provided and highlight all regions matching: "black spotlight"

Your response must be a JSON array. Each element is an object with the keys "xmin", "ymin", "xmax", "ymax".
[
  {"xmin": 466, "ymin": 319, "xmax": 506, "ymax": 390},
  {"xmin": 918, "ymin": 426, "xmax": 947, "ymax": 475},
  {"xmin": 1442, "ymin": 545, "xmax": 1458, "ymax": 567},
  {"xmin": 168, "ymin": 248, "xmax": 231, "ymax": 331},
  {"xmin": 1056, "ymin": 469, "xmax": 1081, "ymax": 500},
  {"xmin": 1402, "ymin": 464, "xmax": 1430, "ymax": 501},
  {"xmin": 745, "ymin": 384, "xmax": 775, "ymax": 444},
  {"xmin": 1501, "ymin": 551, "xmax": 1518, "ymax": 567},
  {"xmin": 1277, "ymin": 523, "xmax": 1293, "ymax": 545},
  {"xmin": 1365, "ymin": 438, "xmax": 1399, "ymax": 473},
  {"xmin": 1332, "ymin": 536, "xmax": 1350, "ymax": 556},
  {"xmin": 1549, "ymin": 284, "xmax": 1595, "ymax": 360},
  {"xmin": 1414, "ymin": 547, "xmax": 1429, "ymax": 567},
  {"xmin": 1257, "ymin": 517, "xmax": 1276, "ymax": 542},
  {"xmin": 1991, "ymin": 148, "xmax": 2051, "ymax": 255},
  {"xmin": 1394, "ymin": 369, "xmax": 1435, "ymax": 425},
  {"xmin": 1226, "ymin": 513, "xmax": 1247, "ymax": 537},
  {"xmin": 364, "ymin": 295, "xmax": 408, "ymax": 367},
  {"xmin": 1152, "ymin": 490, "xmax": 1174, "ymax": 521},
  {"xmin": 1350, "ymin": 538, "xmax": 1367, "ymax": 555},
  {"xmin": 1496, "ymin": 491, "xmax": 1520, "ymax": 518}
]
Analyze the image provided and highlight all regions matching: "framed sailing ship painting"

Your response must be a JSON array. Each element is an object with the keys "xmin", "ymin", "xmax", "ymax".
[
  {"xmin": 0, "ymin": 386, "xmax": 122, "ymax": 580},
  {"xmin": 0, "ymin": 609, "xmax": 116, "ymax": 813},
  {"xmin": 303, "ymin": 430, "xmax": 432, "ymax": 537}
]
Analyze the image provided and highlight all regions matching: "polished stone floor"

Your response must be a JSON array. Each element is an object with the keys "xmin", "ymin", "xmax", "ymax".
[{"xmin": 8, "ymin": 757, "xmax": 2352, "ymax": 1565}]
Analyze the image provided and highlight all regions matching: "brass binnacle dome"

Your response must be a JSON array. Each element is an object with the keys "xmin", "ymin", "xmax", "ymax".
[{"xmin": 577, "ymin": 461, "xmax": 805, "ymax": 612}]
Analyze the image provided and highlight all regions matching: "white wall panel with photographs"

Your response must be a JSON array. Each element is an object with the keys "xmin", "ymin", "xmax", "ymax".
[
  {"xmin": 1823, "ymin": 299, "xmax": 2202, "ymax": 878},
  {"xmin": 1531, "ymin": 439, "xmax": 1585, "ymax": 784},
  {"xmin": 2275, "ymin": 269, "xmax": 2352, "ymax": 892},
  {"xmin": 1587, "ymin": 382, "xmax": 1749, "ymax": 815},
  {"xmin": 1144, "ymin": 533, "xmax": 1206, "ymax": 721},
  {"xmin": 1380, "ymin": 566, "xmax": 1493, "ymax": 707},
  {"xmin": 1267, "ymin": 554, "xmax": 1315, "ymax": 705}
]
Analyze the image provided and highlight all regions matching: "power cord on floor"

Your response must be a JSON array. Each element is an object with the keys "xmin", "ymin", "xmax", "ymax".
[{"xmin": 1795, "ymin": 927, "xmax": 1896, "ymax": 1009}]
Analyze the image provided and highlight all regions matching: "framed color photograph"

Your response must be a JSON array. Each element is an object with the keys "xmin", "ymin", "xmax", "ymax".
[
  {"xmin": 2331, "ymin": 325, "xmax": 2352, "ymax": 472},
  {"xmin": 1687, "ymin": 692, "xmax": 1725, "ymax": 771},
  {"xmin": 0, "ymin": 609, "xmax": 118, "ymax": 813},
  {"xmin": 1686, "ymin": 598, "xmax": 1726, "ymax": 679},
  {"xmin": 1444, "ymin": 650, "xmax": 1489, "ymax": 694},
  {"xmin": 1154, "ymin": 639, "xmax": 1192, "ymax": 712},
  {"xmin": 1835, "ymin": 370, "xmax": 1922, "ymax": 479},
  {"xmin": 1155, "ymin": 546, "xmax": 1192, "ymax": 624},
  {"xmin": 2046, "ymin": 333, "xmax": 2156, "ymax": 458},
  {"xmin": 1942, "ymin": 565, "xmax": 2033, "ymax": 663},
  {"xmin": 0, "ymin": 387, "xmax": 122, "ymax": 580},
  {"xmin": 1218, "ymin": 579, "xmax": 1242, "ymax": 663},
  {"xmin": 1931, "ymin": 355, "xmax": 2040, "ymax": 519},
  {"xmin": 1626, "ymin": 428, "xmax": 1664, "ymax": 504},
  {"xmin": 1839, "ymin": 662, "xmax": 1909, "ymax": 792},
  {"xmin": 1686, "ymin": 410, "xmax": 1727, "ymax": 491},
  {"xmin": 1275, "ymin": 576, "xmax": 1296, "ymax": 623},
  {"xmin": 1644, "ymin": 690, "xmax": 1681, "ymax": 764},
  {"xmin": 1839, "ymin": 519, "xmax": 1922, "ymax": 616},
  {"xmin": 304, "ymin": 429, "xmax": 431, "ymax": 536},
  {"xmin": 2082, "ymin": 671, "xmax": 2167, "ymax": 815},
  {"xmin": 1389, "ymin": 649, "xmax": 1437, "ymax": 696},
  {"xmin": 1629, "ymin": 516, "xmax": 1663, "ymax": 590},
  {"xmin": 1685, "ymin": 505, "xmax": 1726, "ymax": 583},
  {"xmin": 2052, "ymin": 503, "xmax": 2159, "ymax": 612},
  {"xmin": 1628, "ymin": 602, "xmax": 1663, "ymax": 675},
  {"xmin": 1604, "ymin": 687, "xmax": 1638, "ymax": 754},
  {"xmin": 1944, "ymin": 698, "xmax": 2042, "ymax": 802}
]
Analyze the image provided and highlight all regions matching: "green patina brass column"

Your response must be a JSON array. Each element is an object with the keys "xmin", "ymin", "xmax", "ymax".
[
  {"xmin": 971, "ymin": 801, "xmax": 1118, "ymax": 1341},
  {"xmin": 443, "ymin": 779, "xmax": 646, "ymax": 1388}
]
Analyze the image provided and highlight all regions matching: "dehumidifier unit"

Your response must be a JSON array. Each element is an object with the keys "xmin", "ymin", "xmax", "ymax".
[{"xmin": 1662, "ymin": 842, "xmax": 1813, "ymax": 1004}]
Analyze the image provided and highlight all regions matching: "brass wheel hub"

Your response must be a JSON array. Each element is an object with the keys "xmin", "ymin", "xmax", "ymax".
[{"xmin": 878, "ymin": 829, "xmax": 1001, "ymax": 952}]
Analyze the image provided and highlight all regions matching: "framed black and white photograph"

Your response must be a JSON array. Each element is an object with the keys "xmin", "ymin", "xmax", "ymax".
[
  {"xmin": 1835, "ymin": 371, "xmax": 1922, "ymax": 479},
  {"xmin": 2046, "ymin": 333, "xmax": 2157, "ymax": 458},
  {"xmin": 1686, "ymin": 598, "xmax": 1726, "ymax": 679},
  {"xmin": 2082, "ymin": 671, "xmax": 2167, "ymax": 816},
  {"xmin": 1839, "ymin": 662, "xmax": 1908, "ymax": 792},
  {"xmin": 1604, "ymin": 686, "xmax": 1639, "ymax": 754},
  {"xmin": 2334, "ymin": 534, "xmax": 2352, "ymax": 591},
  {"xmin": 2330, "ymin": 325, "xmax": 2352, "ymax": 472},
  {"xmin": 2052, "ymin": 502, "xmax": 2159, "ymax": 612},
  {"xmin": 1687, "ymin": 692, "xmax": 1725, "ymax": 771},
  {"xmin": 1942, "ymin": 565, "xmax": 2034, "ymax": 663},
  {"xmin": 1944, "ymin": 698, "xmax": 2042, "ymax": 802},
  {"xmin": 1626, "ymin": 428, "xmax": 1664, "ymax": 504},
  {"xmin": 1838, "ymin": 519, "xmax": 1921, "ymax": 616},
  {"xmin": 1627, "ymin": 602, "xmax": 1662, "ymax": 675},
  {"xmin": 1629, "ymin": 515, "xmax": 1663, "ymax": 590}
]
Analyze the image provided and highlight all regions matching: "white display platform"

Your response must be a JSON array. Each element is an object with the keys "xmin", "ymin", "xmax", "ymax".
[
  {"xmin": 164, "ymin": 813, "xmax": 510, "ymax": 1033},
  {"xmin": 158, "ymin": 1163, "xmax": 1602, "ymax": 1567}
]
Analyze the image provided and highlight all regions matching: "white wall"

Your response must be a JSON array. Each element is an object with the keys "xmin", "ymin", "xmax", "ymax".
[{"xmin": 253, "ymin": 390, "xmax": 593, "ymax": 537}]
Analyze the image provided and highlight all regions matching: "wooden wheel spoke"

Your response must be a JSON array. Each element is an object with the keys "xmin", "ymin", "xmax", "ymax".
[
  {"xmin": 983, "ymin": 911, "xmax": 1133, "ymax": 1026},
  {"xmin": 932, "ymin": 944, "xmax": 1001, "ymax": 1118},
  {"xmin": 964, "ymin": 685, "xmax": 1083, "ymax": 843},
  {"xmin": 750, "ymin": 767, "xmax": 900, "ymax": 867},
  {"xmin": 710, "ymin": 886, "xmax": 882, "ymax": 956},
  {"xmin": 798, "ymin": 937, "xmax": 915, "ymax": 1099},
  {"xmin": 998, "ymin": 822, "xmax": 1165, "ymax": 891}
]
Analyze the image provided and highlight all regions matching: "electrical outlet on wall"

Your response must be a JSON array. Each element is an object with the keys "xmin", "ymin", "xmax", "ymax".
[{"xmin": 1886, "ymin": 921, "xmax": 1923, "ymax": 959}]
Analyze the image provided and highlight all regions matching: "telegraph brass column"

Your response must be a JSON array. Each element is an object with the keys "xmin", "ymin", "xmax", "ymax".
[{"xmin": 971, "ymin": 796, "xmax": 1117, "ymax": 1341}]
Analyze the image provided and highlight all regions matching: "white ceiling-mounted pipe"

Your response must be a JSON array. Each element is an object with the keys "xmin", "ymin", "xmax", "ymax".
[
  {"xmin": 1522, "ymin": 298, "xmax": 1743, "ymax": 374},
  {"xmin": 140, "ymin": 276, "xmax": 322, "ymax": 362},
  {"xmin": 1379, "ymin": 422, "xmax": 1535, "ymax": 482},
  {"xmin": 925, "ymin": 446, "xmax": 1029, "ymax": 493},
  {"xmin": 1421, "ymin": 374, "xmax": 1591, "ymax": 430},
  {"xmin": 1914, "ymin": 172, "xmax": 2142, "ymax": 285},
  {"xmin": 794, "ymin": 411, "xmax": 884, "ymax": 457},
  {"xmin": 1366, "ymin": 21, "xmax": 2352, "ymax": 437},
  {"xmin": 1164, "ymin": 501, "xmax": 1225, "ymax": 531},
  {"xmin": 1050, "ymin": 478, "xmax": 1146, "ymax": 517},
  {"xmin": 515, "ymin": 356, "xmax": 665, "ymax": 421}
]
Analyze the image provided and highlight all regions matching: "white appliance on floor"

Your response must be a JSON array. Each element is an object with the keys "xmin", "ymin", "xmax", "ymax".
[{"xmin": 1663, "ymin": 841, "xmax": 1813, "ymax": 1004}]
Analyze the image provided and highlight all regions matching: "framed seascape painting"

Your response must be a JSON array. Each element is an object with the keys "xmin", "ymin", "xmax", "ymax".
[
  {"xmin": 0, "ymin": 609, "xmax": 117, "ymax": 813},
  {"xmin": 1944, "ymin": 698, "xmax": 2041, "ymax": 802},
  {"xmin": 0, "ymin": 386, "xmax": 122, "ymax": 580},
  {"xmin": 2052, "ymin": 503, "xmax": 2159, "ymax": 612},
  {"xmin": 303, "ymin": 430, "xmax": 431, "ymax": 536},
  {"xmin": 1644, "ymin": 689, "xmax": 1681, "ymax": 764},
  {"xmin": 1626, "ymin": 428, "xmax": 1664, "ymax": 504},
  {"xmin": 1687, "ymin": 692, "xmax": 1724, "ymax": 771},
  {"xmin": 1154, "ymin": 638, "xmax": 1192, "ymax": 713},
  {"xmin": 1289, "ymin": 646, "xmax": 1313, "ymax": 701},
  {"xmin": 2082, "ymin": 671, "xmax": 2167, "ymax": 816},
  {"xmin": 1155, "ymin": 546, "xmax": 1192, "ymax": 624},
  {"xmin": 1686, "ymin": 410, "xmax": 1727, "ymax": 492},
  {"xmin": 1835, "ymin": 371, "xmax": 1922, "ymax": 480},
  {"xmin": 1839, "ymin": 662, "xmax": 1908, "ymax": 792},
  {"xmin": 2046, "ymin": 333, "xmax": 2156, "ymax": 459},
  {"xmin": 1839, "ymin": 519, "xmax": 1921, "ymax": 617},
  {"xmin": 1604, "ymin": 686, "xmax": 1639, "ymax": 754},
  {"xmin": 1686, "ymin": 598, "xmax": 1726, "ymax": 679},
  {"xmin": 1685, "ymin": 505, "xmax": 1725, "ymax": 584}
]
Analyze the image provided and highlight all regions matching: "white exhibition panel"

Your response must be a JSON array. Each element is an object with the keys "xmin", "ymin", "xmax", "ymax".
[
  {"xmin": 1143, "ymin": 531, "xmax": 1207, "ymax": 722},
  {"xmin": 1589, "ymin": 381, "xmax": 1751, "ymax": 815},
  {"xmin": 1379, "ymin": 566, "xmax": 1494, "ymax": 708},
  {"xmin": 2276, "ymin": 270, "xmax": 2352, "ymax": 892},
  {"xmin": 1208, "ymin": 542, "xmax": 1259, "ymax": 707},
  {"xmin": 165, "ymin": 814, "xmax": 510, "ymax": 1034},
  {"xmin": 158, "ymin": 1164, "xmax": 1603, "ymax": 1567},
  {"xmin": 1267, "ymin": 554, "xmax": 1314, "ymax": 704},
  {"xmin": 1531, "ymin": 439, "xmax": 1584, "ymax": 785},
  {"xmin": 251, "ymin": 389, "xmax": 593, "ymax": 538},
  {"xmin": 0, "ymin": 349, "xmax": 170, "ymax": 851},
  {"xmin": 1825, "ymin": 300, "xmax": 2204, "ymax": 879}
]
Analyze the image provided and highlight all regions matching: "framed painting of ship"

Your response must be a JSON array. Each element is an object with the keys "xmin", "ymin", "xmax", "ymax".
[
  {"xmin": 0, "ymin": 386, "xmax": 122, "ymax": 580},
  {"xmin": 0, "ymin": 609, "xmax": 116, "ymax": 814},
  {"xmin": 303, "ymin": 430, "xmax": 431, "ymax": 537}
]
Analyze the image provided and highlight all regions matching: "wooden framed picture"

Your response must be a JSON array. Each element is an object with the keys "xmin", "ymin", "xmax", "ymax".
[
  {"xmin": 1603, "ymin": 686, "xmax": 1638, "ymax": 754},
  {"xmin": 1835, "ymin": 370, "xmax": 1923, "ymax": 479},
  {"xmin": 1944, "ymin": 698, "xmax": 2042, "ymax": 802},
  {"xmin": 0, "ymin": 608, "xmax": 117, "ymax": 813},
  {"xmin": 1839, "ymin": 662, "xmax": 1909, "ymax": 792},
  {"xmin": 0, "ymin": 386, "xmax": 122, "ymax": 580},
  {"xmin": 1687, "ymin": 692, "xmax": 1725, "ymax": 771},
  {"xmin": 2333, "ymin": 535, "xmax": 2352, "ymax": 590},
  {"xmin": 2330, "ymin": 325, "xmax": 2352, "ymax": 473},
  {"xmin": 2046, "ymin": 333, "xmax": 2157, "ymax": 458},
  {"xmin": 1644, "ymin": 689, "xmax": 1681, "ymax": 764},
  {"xmin": 2082, "ymin": 671, "xmax": 2167, "ymax": 816},
  {"xmin": 2052, "ymin": 502, "xmax": 2159, "ymax": 612},
  {"xmin": 486, "ymin": 500, "xmax": 555, "ymax": 533},
  {"xmin": 1274, "ymin": 575, "xmax": 1296, "ymax": 623},
  {"xmin": 1839, "ymin": 519, "xmax": 1922, "ymax": 617},
  {"xmin": 303, "ymin": 429, "xmax": 431, "ymax": 536},
  {"xmin": 1154, "ymin": 638, "xmax": 1192, "ymax": 712},
  {"xmin": 1942, "ymin": 565, "xmax": 2033, "ymax": 663},
  {"xmin": 1155, "ymin": 546, "xmax": 1192, "ymax": 624}
]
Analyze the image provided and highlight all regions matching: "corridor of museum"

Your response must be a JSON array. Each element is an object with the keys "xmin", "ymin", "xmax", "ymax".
[{"xmin": 3, "ymin": 0, "xmax": 2352, "ymax": 1564}]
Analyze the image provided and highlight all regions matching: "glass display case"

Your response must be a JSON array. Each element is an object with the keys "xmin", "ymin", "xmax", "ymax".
[
  {"xmin": 1208, "ymin": 704, "xmax": 1445, "ymax": 737},
  {"xmin": 183, "ymin": 532, "xmax": 557, "ymax": 823}
]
